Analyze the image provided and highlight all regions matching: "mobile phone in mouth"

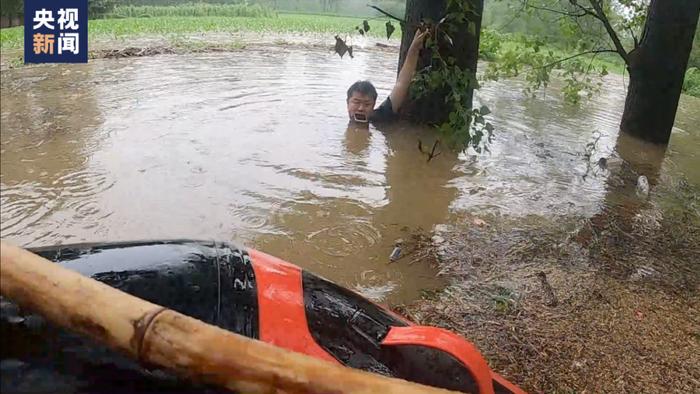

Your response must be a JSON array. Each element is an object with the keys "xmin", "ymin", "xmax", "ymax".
[{"xmin": 353, "ymin": 113, "xmax": 368, "ymax": 123}]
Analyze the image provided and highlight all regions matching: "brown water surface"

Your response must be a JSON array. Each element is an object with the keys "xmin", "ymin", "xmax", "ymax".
[{"xmin": 1, "ymin": 45, "xmax": 698, "ymax": 303}]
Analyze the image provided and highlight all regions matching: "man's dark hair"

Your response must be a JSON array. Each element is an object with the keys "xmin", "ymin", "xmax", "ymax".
[{"xmin": 346, "ymin": 80, "xmax": 378, "ymax": 102}]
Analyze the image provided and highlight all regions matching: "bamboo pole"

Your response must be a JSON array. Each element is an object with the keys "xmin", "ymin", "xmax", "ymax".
[{"xmin": 0, "ymin": 240, "xmax": 464, "ymax": 394}]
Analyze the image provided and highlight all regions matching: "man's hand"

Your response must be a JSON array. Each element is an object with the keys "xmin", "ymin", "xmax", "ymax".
[
  {"xmin": 388, "ymin": 28, "xmax": 430, "ymax": 114},
  {"xmin": 408, "ymin": 29, "xmax": 429, "ymax": 55}
]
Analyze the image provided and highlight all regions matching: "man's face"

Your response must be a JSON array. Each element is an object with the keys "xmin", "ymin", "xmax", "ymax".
[{"xmin": 347, "ymin": 92, "xmax": 376, "ymax": 123}]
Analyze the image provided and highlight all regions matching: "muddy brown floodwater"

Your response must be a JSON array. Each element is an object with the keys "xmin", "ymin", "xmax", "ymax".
[{"xmin": 1, "ymin": 43, "xmax": 698, "ymax": 307}]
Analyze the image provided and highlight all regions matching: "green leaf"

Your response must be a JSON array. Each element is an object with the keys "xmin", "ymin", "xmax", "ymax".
[
  {"xmin": 385, "ymin": 21, "xmax": 395, "ymax": 39},
  {"xmin": 334, "ymin": 35, "xmax": 349, "ymax": 58}
]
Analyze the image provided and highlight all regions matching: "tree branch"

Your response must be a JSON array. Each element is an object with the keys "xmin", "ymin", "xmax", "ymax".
[
  {"xmin": 536, "ymin": 49, "xmax": 617, "ymax": 69},
  {"xmin": 512, "ymin": 1, "xmax": 631, "ymax": 67},
  {"xmin": 584, "ymin": 50, "xmax": 602, "ymax": 75},
  {"xmin": 587, "ymin": 0, "xmax": 629, "ymax": 64},
  {"xmin": 567, "ymin": 0, "xmax": 601, "ymax": 20},
  {"xmin": 625, "ymin": 26, "xmax": 639, "ymax": 49},
  {"xmin": 525, "ymin": 2, "xmax": 587, "ymax": 17},
  {"xmin": 367, "ymin": 5, "xmax": 405, "ymax": 23}
]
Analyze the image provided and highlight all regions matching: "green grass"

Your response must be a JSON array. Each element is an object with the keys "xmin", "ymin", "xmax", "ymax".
[
  {"xmin": 0, "ymin": 27, "xmax": 22, "ymax": 50},
  {"xmin": 683, "ymin": 67, "xmax": 700, "ymax": 97},
  {"xmin": 106, "ymin": 4, "xmax": 277, "ymax": 19}
]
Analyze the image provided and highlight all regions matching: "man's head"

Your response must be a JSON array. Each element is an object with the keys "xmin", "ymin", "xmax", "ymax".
[{"xmin": 346, "ymin": 80, "xmax": 377, "ymax": 123}]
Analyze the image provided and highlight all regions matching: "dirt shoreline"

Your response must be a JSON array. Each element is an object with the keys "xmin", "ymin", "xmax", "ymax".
[
  {"xmin": 0, "ymin": 33, "xmax": 400, "ymax": 70},
  {"xmin": 399, "ymin": 202, "xmax": 699, "ymax": 393}
]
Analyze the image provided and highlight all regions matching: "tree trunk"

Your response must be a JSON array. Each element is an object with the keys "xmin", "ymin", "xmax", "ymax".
[
  {"xmin": 398, "ymin": 0, "xmax": 484, "ymax": 124},
  {"xmin": 620, "ymin": 0, "xmax": 700, "ymax": 144},
  {"xmin": 451, "ymin": 0, "xmax": 484, "ymax": 110}
]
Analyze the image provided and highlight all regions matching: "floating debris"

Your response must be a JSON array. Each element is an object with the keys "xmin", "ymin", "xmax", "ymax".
[
  {"xmin": 431, "ymin": 235, "xmax": 445, "ymax": 245},
  {"xmin": 389, "ymin": 245, "xmax": 402, "ymax": 262},
  {"xmin": 388, "ymin": 238, "xmax": 404, "ymax": 262},
  {"xmin": 629, "ymin": 265, "xmax": 659, "ymax": 281},
  {"xmin": 472, "ymin": 218, "xmax": 487, "ymax": 227},
  {"xmin": 636, "ymin": 175, "xmax": 649, "ymax": 197},
  {"xmin": 536, "ymin": 271, "xmax": 558, "ymax": 307}
]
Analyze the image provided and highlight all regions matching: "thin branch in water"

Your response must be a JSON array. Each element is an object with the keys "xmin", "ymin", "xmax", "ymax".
[
  {"xmin": 427, "ymin": 140, "xmax": 441, "ymax": 162},
  {"xmin": 418, "ymin": 139, "xmax": 442, "ymax": 162}
]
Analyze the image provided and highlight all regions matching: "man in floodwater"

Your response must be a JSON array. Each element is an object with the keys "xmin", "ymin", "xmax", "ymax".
[{"xmin": 346, "ymin": 29, "xmax": 429, "ymax": 124}]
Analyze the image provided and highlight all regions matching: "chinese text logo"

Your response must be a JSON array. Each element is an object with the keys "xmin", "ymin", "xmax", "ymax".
[{"xmin": 25, "ymin": 0, "xmax": 87, "ymax": 63}]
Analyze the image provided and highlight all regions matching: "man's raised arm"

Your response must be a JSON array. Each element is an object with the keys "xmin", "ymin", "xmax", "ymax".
[{"xmin": 389, "ymin": 29, "xmax": 429, "ymax": 114}]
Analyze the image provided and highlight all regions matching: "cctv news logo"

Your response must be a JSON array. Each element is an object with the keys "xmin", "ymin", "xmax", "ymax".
[{"xmin": 24, "ymin": 0, "xmax": 88, "ymax": 63}]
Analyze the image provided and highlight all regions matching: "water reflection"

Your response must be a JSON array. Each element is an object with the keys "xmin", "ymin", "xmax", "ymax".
[{"xmin": 254, "ymin": 121, "xmax": 460, "ymax": 302}]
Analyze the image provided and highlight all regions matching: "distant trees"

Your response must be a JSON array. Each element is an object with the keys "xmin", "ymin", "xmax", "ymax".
[
  {"xmin": 89, "ymin": 0, "xmax": 118, "ymax": 18},
  {"xmin": 106, "ymin": 0, "xmax": 405, "ymax": 17},
  {"xmin": 505, "ymin": 0, "xmax": 700, "ymax": 144},
  {"xmin": 0, "ymin": 0, "xmax": 23, "ymax": 27}
]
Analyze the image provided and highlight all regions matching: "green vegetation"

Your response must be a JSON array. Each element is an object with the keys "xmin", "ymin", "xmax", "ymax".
[
  {"xmin": 482, "ymin": 0, "xmax": 699, "ymax": 98},
  {"xmin": 408, "ymin": 0, "xmax": 493, "ymax": 153},
  {"xmin": 115, "ymin": 0, "xmax": 405, "ymax": 19},
  {"xmin": 106, "ymin": 3, "xmax": 277, "ymax": 19},
  {"xmin": 0, "ymin": 27, "xmax": 21, "ymax": 49},
  {"xmin": 480, "ymin": 30, "xmax": 624, "ymax": 104},
  {"xmin": 0, "ymin": 0, "xmax": 23, "ymax": 19},
  {"xmin": 683, "ymin": 67, "xmax": 700, "ymax": 97},
  {"xmin": 91, "ymin": 13, "xmax": 396, "ymax": 38},
  {"xmin": 89, "ymin": 0, "xmax": 118, "ymax": 18}
]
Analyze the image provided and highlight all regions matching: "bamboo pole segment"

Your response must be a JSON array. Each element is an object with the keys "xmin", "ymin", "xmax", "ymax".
[{"xmin": 0, "ymin": 240, "xmax": 465, "ymax": 394}]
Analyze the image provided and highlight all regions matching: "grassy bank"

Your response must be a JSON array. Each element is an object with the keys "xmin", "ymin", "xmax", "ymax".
[
  {"xmin": 684, "ymin": 67, "xmax": 700, "ymax": 97},
  {"xmin": 105, "ymin": 3, "xmax": 277, "ymax": 18},
  {"xmin": 0, "ymin": 13, "xmax": 622, "ymax": 76},
  {"xmin": 0, "ymin": 13, "xmax": 397, "ymax": 51}
]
